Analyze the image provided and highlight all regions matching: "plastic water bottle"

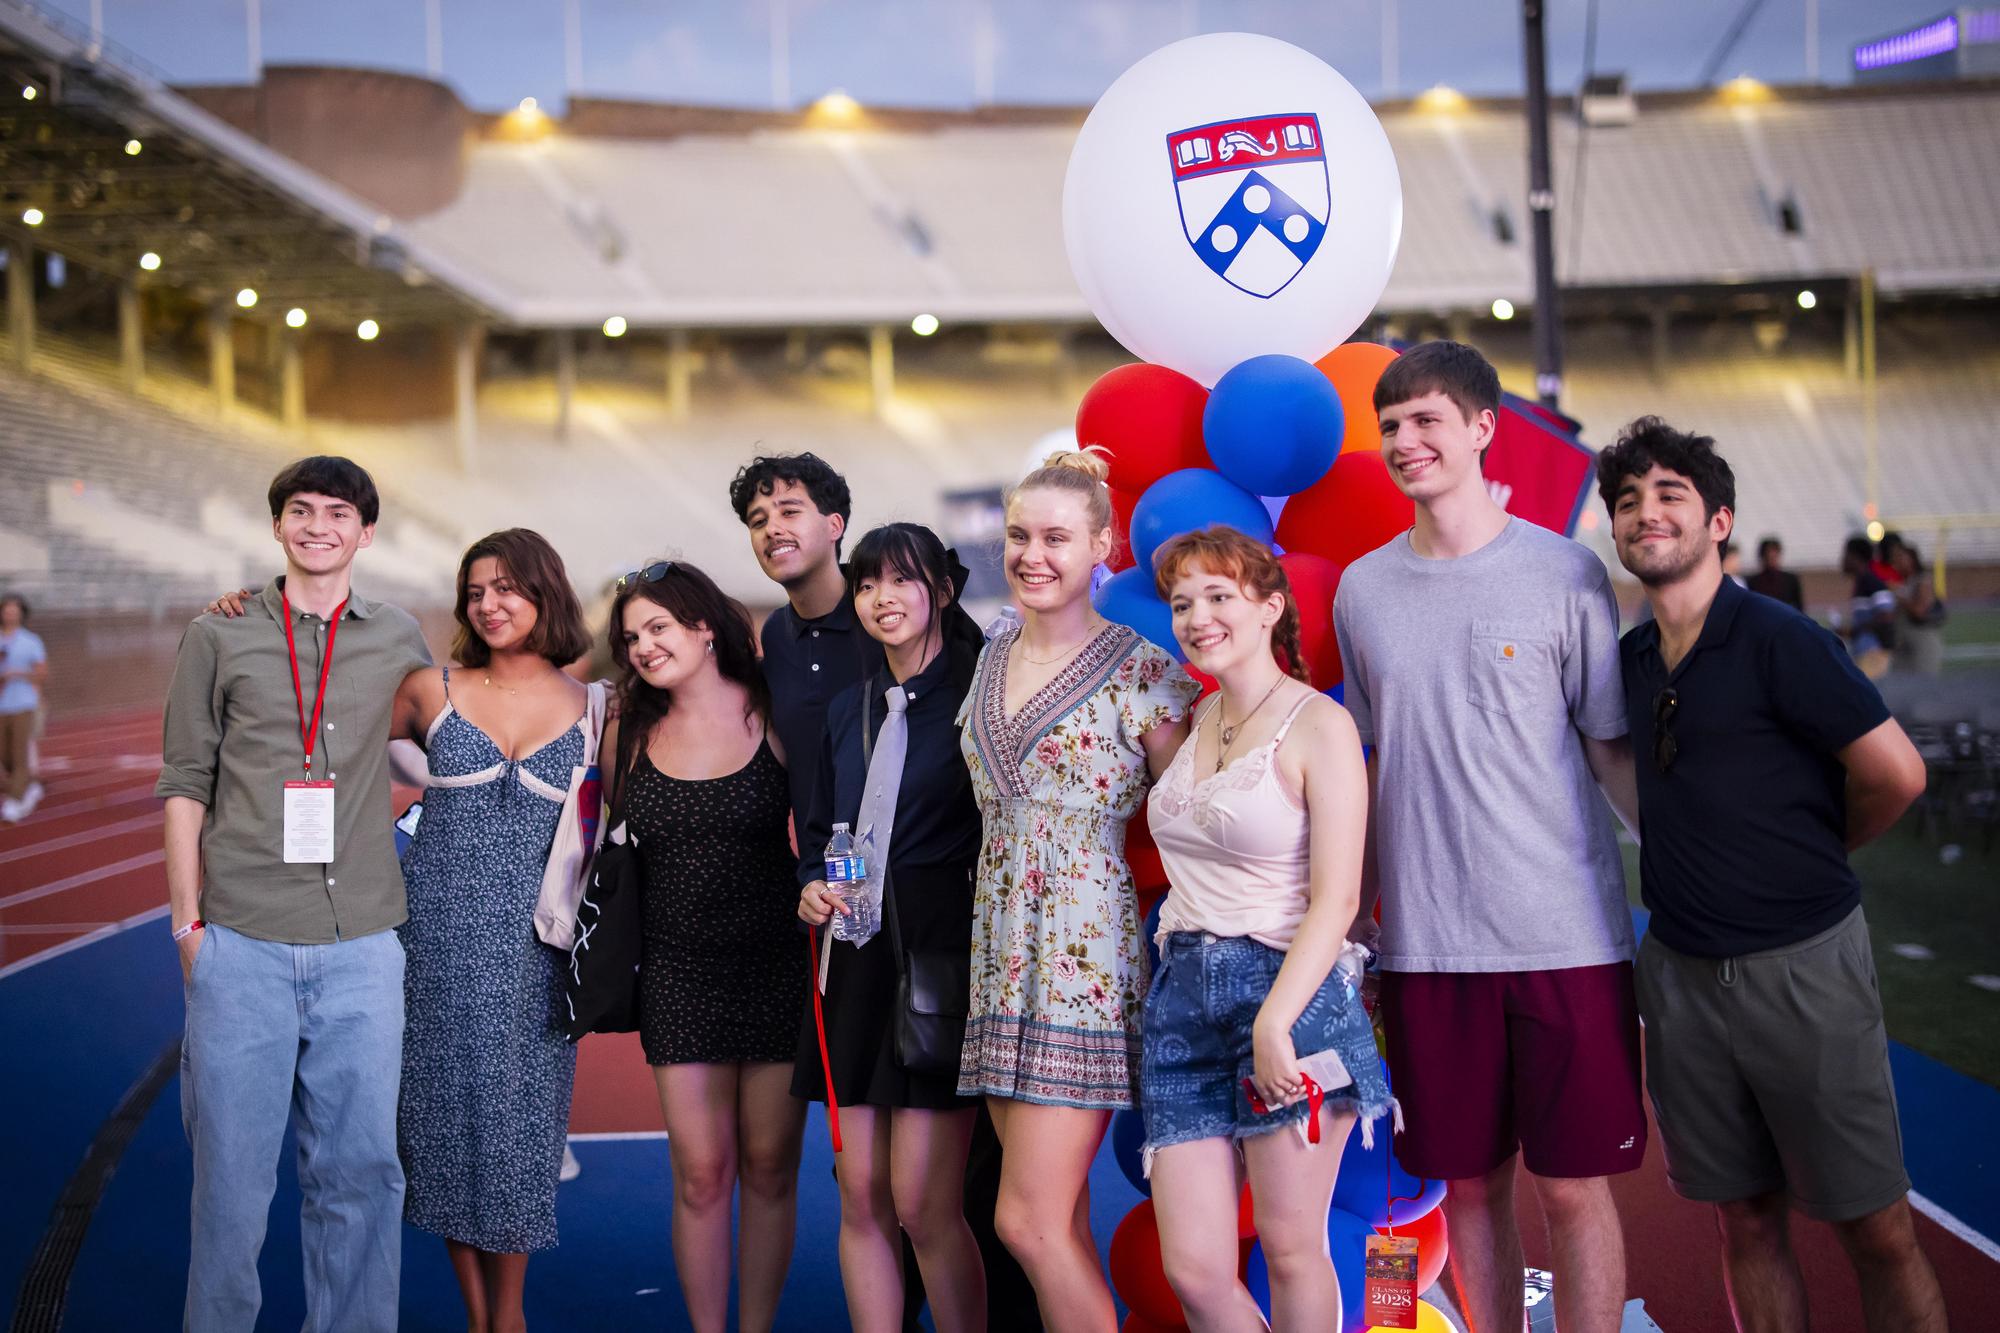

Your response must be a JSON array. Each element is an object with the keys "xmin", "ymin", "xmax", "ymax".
[{"xmin": 824, "ymin": 824, "xmax": 874, "ymax": 942}]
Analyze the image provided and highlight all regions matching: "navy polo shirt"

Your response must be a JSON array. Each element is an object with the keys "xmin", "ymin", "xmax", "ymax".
[
  {"xmin": 1622, "ymin": 574, "xmax": 1890, "ymax": 959},
  {"xmin": 759, "ymin": 594, "xmax": 884, "ymax": 831}
]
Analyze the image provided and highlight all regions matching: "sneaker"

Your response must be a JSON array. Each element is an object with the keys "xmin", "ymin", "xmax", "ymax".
[
  {"xmin": 1, "ymin": 797, "xmax": 20, "ymax": 823},
  {"xmin": 18, "ymin": 782, "xmax": 42, "ymax": 817},
  {"xmin": 559, "ymin": 1144, "xmax": 581, "ymax": 1182}
]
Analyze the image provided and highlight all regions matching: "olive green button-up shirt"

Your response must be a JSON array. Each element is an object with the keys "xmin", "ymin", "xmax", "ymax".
[{"xmin": 155, "ymin": 579, "xmax": 433, "ymax": 944}]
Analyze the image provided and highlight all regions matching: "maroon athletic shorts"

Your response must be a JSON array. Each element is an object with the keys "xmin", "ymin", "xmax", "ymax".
[{"xmin": 1381, "ymin": 963, "xmax": 1646, "ymax": 1181}]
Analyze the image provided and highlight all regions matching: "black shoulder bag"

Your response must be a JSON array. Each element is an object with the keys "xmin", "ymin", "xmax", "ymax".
[
  {"xmin": 562, "ymin": 728, "xmax": 645, "ymax": 1040},
  {"xmin": 864, "ymin": 685, "xmax": 971, "ymax": 1075}
]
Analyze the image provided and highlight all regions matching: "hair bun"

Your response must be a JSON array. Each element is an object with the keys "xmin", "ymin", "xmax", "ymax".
[{"xmin": 1038, "ymin": 447, "xmax": 1111, "ymax": 486}]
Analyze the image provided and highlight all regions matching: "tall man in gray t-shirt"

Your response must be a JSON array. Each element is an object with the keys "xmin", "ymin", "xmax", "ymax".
[{"xmin": 1332, "ymin": 343, "xmax": 1644, "ymax": 1333}]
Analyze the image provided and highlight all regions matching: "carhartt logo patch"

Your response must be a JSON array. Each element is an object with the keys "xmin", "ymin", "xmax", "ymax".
[{"xmin": 1497, "ymin": 643, "xmax": 1518, "ymax": 662}]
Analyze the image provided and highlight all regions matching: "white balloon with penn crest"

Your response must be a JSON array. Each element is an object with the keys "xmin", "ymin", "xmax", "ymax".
[{"xmin": 1063, "ymin": 33, "xmax": 1402, "ymax": 388}]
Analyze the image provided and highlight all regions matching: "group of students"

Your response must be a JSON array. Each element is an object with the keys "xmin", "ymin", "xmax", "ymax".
[{"xmin": 157, "ymin": 338, "xmax": 1947, "ymax": 1333}]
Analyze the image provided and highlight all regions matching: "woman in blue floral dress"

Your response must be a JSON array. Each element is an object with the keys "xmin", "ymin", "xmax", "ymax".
[{"xmin": 958, "ymin": 451, "xmax": 1197, "ymax": 1332}]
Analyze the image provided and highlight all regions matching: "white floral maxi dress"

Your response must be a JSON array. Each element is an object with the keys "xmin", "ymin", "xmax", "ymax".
[{"xmin": 957, "ymin": 623, "xmax": 1199, "ymax": 1108}]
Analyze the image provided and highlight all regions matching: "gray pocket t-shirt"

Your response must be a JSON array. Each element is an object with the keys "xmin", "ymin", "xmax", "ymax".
[{"xmin": 1332, "ymin": 519, "xmax": 1632, "ymax": 973}]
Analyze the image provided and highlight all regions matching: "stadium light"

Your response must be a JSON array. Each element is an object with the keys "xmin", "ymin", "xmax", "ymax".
[
  {"xmin": 124, "ymin": 139, "xmax": 142, "ymax": 156},
  {"xmin": 602, "ymin": 315, "xmax": 628, "ymax": 338},
  {"xmin": 1415, "ymin": 84, "xmax": 1470, "ymax": 114},
  {"xmin": 1491, "ymin": 298, "xmax": 1515, "ymax": 321},
  {"xmin": 911, "ymin": 313, "xmax": 940, "ymax": 337},
  {"xmin": 138, "ymin": 251, "xmax": 161, "ymax": 271},
  {"xmin": 1866, "ymin": 520, "xmax": 1885, "ymax": 543},
  {"xmin": 812, "ymin": 89, "xmax": 863, "ymax": 124},
  {"xmin": 286, "ymin": 307, "xmax": 308, "ymax": 329},
  {"xmin": 21, "ymin": 207, "xmax": 43, "ymax": 226},
  {"xmin": 20, "ymin": 86, "xmax": 35, "ymax": 101},
  {"xmin": 1796, "ymin": 289, "xmax": 1817, "ymax": 310},
  {"xmin": 357, "ymin": 319, "xmax": 381, "ymax": 341},
  {"xmin": 1719, "ymin": 75, "xmax": 1773, "ymax": 104},
  {"xmin": 235, "ymin": 287, "xmax": 258, "ymax": 309}
]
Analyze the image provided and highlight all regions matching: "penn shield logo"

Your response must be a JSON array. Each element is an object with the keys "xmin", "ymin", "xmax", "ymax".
[{"xmin": 1167, "ymin": 113, "xmax": 1329, "ymax": 298}]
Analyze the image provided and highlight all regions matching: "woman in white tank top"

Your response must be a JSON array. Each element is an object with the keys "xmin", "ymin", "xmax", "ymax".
[{"xmin": 1140, "ymin": 527, "xmax": 1394, "ymax": 1333}]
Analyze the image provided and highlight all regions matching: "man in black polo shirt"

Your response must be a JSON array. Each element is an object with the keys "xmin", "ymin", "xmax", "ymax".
[
  {"xmin": 729, "ymin": 453, "xmax": 1036, "ymax": 1331},
  {"xmin": 1598, "ymin": 418, "xmax": 1942, "ymax": 1333}
]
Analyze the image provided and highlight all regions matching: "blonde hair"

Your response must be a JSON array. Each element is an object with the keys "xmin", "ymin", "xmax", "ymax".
[
  {"xmin": 1153, "ymin": 526, "xmax": 1310, "ymax": 684},
  {"xmin": 1007, "ymin": 447, "xmax": 1114, "ymax": 536}
]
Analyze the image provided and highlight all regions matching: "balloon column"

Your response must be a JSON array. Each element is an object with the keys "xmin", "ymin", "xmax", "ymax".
[{"xmin": 1068, "ymin": 31, "xmax": 1436, "ymax": 1333}]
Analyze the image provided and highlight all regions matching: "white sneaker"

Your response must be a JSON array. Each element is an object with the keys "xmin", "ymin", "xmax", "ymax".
[
  {"xmin": 559, "ymin": 1144, "xmax": 581, "ymax": 1182},
  {"xmin": 0, "ymin": 797, "xmax": 21, "ymax": 823},
  {"xmin": 18, "ymin": 782, "xmax": 42, "ymax": 816}
]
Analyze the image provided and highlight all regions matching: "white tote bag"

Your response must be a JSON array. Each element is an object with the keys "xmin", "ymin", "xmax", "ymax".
[{"xmin": 534, "ymin": 680, "xmax": 610, "ymax": 950}]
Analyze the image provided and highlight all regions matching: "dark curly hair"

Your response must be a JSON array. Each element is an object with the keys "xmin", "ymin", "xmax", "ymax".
[
  {"xmin": 607, "ymin": 561, "xmax": 769, "ymax": 786},
  {"xmin": 1595, "ymin": 416, "xmax": 1735, "ymax": 522},
  {"xmin": 728, "ymin": 452, "xmax": 853, "ymax": 556}
]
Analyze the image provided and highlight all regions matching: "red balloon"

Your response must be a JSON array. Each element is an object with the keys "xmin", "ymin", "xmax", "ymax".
[
  {"xmin": 1108, "ymin": 487, "xmax": 1140, "ymax": 573},
  {"xmin": 1274, "ymin": 452, "xmax": 1414, "ymax": 570},
  {"xmin": 1237, "ymin": 1183, "xmax": 1258, "ymax": 1239},
  {"xmin": 1379, "ymin": 1198, "xmax": 1449, "ymax": 1295},
  {"xmin": 1109, "ymin": 1199, "xmax": 1185, "ymax": 1327},
  {"xmin": 1077, "ymin": 364, "xmax": 1212, "ymax": 495},
  {"xmin": 1276, "ymin": 552, "xmax": 1345, "ymax": 689},
  {"xmin": 1121, "ymin": 1312, "xmax": 1187, "ymax": 1333}
]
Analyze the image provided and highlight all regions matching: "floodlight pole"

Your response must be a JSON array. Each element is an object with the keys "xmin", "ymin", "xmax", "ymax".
[{"xmin": 1522, "ymin": 0, "xmax": 1563, "ymax": 408}]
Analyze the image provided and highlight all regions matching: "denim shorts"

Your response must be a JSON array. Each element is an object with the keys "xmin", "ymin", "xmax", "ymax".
[{"xmin": 1139, "ymin": 932, "xmax": 1393, "ymax": 1165}]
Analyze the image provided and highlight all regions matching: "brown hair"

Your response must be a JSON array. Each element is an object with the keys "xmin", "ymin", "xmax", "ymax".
[
  {"xmin": 1152, "ymin": 526, "xmax": 1309, "ymax": 683},
  {"xmin": 1006, "ymin": 447, "xmax": 1114, "ymax": 535},
  {"xmin": 452, "ymin": 528, "xmax": 591, "ymax": 669},
  {"xmin": 606, "ymin": 560, "xmax": 770, "ymax": 785},
  {"xmin": 1372, "ymin": 340, "xmax": 1501, "ymax": 422}
]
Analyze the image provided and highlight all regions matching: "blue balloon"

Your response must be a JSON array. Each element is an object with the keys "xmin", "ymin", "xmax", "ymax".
[
  {"xmin": 1110, "ymin": 1107, "xmax": 1150, "ymax": 1197},
  {"xmin": 1331, "ymin": 1078, "xmax": 1446, "ymax": 1226},
  {"xmin": 1091, "ymin": 566, "xmax": 1182, "ymax": 660},
  {"xmin": 1244, "ymin": 1206, "xmax": 1375, "ymax": 1332},
  {"xmin": 1129, "ymin": 468, "xmax": 1274, "ymax": 574},
  {"xmin": 1260, "ymin": 493, "xmax": 1288, "ymax": 528},
  {"xmin": 1323, "ymin": 681, "xmax": 1345, "ymax": 706},
  {"xmin": 1142, "ymin": 893, "xmax": 1165, "ymax": 975},
  {"xmin": 1204, "ymin": 354, "xmax": 1345, "ymax": 498}
]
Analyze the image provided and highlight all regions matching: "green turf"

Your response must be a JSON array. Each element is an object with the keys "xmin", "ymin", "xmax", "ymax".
[{"xmin": 1620, "ymin": 828, "xmax": 2000, "ymax": 1090}]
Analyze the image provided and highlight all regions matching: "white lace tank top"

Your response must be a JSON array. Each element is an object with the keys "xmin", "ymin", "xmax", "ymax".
[{"xmin": 1148, "ymin": 692, "xmax": 1317, "ymax": 951}]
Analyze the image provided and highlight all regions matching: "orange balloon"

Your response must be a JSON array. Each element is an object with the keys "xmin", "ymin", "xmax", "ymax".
[{"xmin": 1314, "ymin": 342, "xmax": 1400, "ymax": 457}]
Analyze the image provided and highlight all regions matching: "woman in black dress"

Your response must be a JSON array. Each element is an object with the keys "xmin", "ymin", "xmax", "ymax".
[
  {"xmin": 601, "ymin": 560, "xmax": 805, "ymax": 1333},
  {"xmin": 794, "ymin": 524, "xmax": 989, "ymax": 1332}
]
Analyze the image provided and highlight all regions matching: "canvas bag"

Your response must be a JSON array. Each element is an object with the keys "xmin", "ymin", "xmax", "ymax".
[{"xmin": 534, "ymin": 680, "xmax": 610, "ymax": 950}]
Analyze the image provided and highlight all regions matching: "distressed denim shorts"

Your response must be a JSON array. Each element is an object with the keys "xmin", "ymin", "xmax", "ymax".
[{"xmin": 1139, "ymin": 931, "xmax": 1394, "ymax": 1167}]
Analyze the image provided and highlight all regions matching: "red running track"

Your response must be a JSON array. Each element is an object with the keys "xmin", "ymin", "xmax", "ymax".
[{"xmin": 5, "ymin": 711, "xmax": 1995, "ymax": 1329}]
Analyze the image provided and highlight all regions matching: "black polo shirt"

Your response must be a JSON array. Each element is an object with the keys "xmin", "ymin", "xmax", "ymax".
[
  {"xmin": 759, "ymin": 594, "xmax": 885, "ymax": 830},
  {"xmin": 1621, "ymin": 574, "xmax": 1890, "ymax": 959}
]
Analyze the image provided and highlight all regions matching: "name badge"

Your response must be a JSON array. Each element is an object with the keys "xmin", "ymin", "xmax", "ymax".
[
  {"xmin": 1363, "ymin": 1233, "xmax": 1420, "ymax": 1328},
  {"xmin": 283, "ymin": 780, "xmax": 336, "ymax": 863}
]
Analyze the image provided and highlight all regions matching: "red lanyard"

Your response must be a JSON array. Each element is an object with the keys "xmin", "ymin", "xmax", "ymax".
[{"xmin": 281, "ymin": 592, "xmax": 347, "ymax": 778}]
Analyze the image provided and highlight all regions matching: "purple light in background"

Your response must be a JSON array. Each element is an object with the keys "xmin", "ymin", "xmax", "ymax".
[
  {"xmin": 1854, "ymin": 15, "xmax": 1959, "ymax": 71},
  {"xmin": 1967, "ymin": 10, "xmax": 2000, "ymax": 44}
]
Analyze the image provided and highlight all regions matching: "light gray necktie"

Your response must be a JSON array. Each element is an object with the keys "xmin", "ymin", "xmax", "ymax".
[{"xmin": 856, "ymin": 684, "xmax": 909, "ymax": 880}]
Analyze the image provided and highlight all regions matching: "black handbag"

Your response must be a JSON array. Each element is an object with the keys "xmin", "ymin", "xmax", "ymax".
[
  {"xmin": 862, "ymin": 686, "xmax": 971, "ymax": 1074},
  {"xmin": 562, "ymin": 745, "xmax": 644, "ymax": 1041}
]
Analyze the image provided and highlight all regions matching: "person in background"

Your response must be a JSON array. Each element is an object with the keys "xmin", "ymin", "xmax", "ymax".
[
  {"xmin": 1747, "ymin": 537, "xmax": 1804, "ymax": 613},
  {"xmin": 795, "ymin": 523, "xmax": 990, "ymax": 1333},
  {"xmin": 957, "ymin": 449, "xmax": 1197, "ymax": 1333},
  {"xmin": 1599, "ymin": 418, "xmax": 1943, "ymax": 1333},
  {"xmin": 1334, "ymin": 342, "xmax": 1644, "ymax": 1333},
  {"xmin": 158, "ymin": 457, "xmax": 432, "ymax": 1332},
  {"xmin": 1840, "ymin": 536, "xmax": 1897, "ymax": 672},
  {"xmin": 1884, "ymin": 535, "xmax": 1947, "ymax": 677},
  {"xmin": 203, "ymin": 528, "xmax": 595, "ymax": 1333},
  {"xmin": 0, "ymin": 592, "xmax": 47, "ymax": 822},
  {"xmin": 1142, "ymin": 526, "xmax": 1391, "ymax": 1332},
  {"xmin": 601, "ymin": 560, "xmax": 806, "ymax": 1333},
  {"xmin": 1720, "ymin": 541, "xmax": 1746, "ymax": 588}
]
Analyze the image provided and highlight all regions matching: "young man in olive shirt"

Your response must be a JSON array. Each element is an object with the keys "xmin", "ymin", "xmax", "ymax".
[{"xmin": 158, "ymin": 457, "xmax": 431, "ymax": 1332}]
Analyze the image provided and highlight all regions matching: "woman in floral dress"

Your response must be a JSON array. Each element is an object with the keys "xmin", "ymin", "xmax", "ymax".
[{"xmin": 958, "ymin": 450, "xmax": 1197, "ymax": 1332}]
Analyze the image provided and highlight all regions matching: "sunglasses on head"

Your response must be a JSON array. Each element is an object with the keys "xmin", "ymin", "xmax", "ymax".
[
  {"xmin": 616, "ymin": 560, "xmax": 675, "ymax": 592},
  {"xmin": 1653, "ymin": 687, "xmax": 1679, "ymax": 774}
]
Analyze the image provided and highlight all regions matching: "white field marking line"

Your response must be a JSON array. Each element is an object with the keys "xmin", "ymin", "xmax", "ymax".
[
  {"xmin": 1891, "ymin": 942, "xmax": 1936, "ymax": 961},
  {"xmin": 0, "ymin": 903, "xmax": 167, "ymax": 981},
  {"xmin": 1969, "ymin": 975, "xmax": 2000, "ymax": 992},
  {"xmin": 566, "ymin": 1131, "xmax": 670, "ymax": 1142},
  {"xmin": 0, "ymin": 814, "xmax": 162, "ymax": 865},
  {"xmin": 0, "ymin": 850, "xmax": 165, "ymax": 909},
  {"xmin": 1, "ymin": 922, "xmax": 119, "ymax": 934},
  {"xmin": 1909, "ymin": 1191, "xmax": 2000, "ymax": 1264},
  {"xmin": 20, "ymin": 786, "xmax": 160, "ymax": 822}
]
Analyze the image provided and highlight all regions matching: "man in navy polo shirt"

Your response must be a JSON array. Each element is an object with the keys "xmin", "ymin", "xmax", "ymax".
[{"xmin": 1598, "ymin": 418, "xmax": 1944, "ymax": 1333}]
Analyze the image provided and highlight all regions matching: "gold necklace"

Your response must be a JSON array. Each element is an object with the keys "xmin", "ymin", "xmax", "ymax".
[
  {"xmin": 1214, "ymin": 676, "xmax": 1285, "ymax": 773},
  {"xmin": 1019, "ymin": 627, "xmax": 1097, "ymax": 666}
]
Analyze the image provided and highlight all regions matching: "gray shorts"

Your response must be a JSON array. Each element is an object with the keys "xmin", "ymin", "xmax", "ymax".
[{"xmin": 1634, "ymin": 907, "xmax": 1910, "ymax": 1222}]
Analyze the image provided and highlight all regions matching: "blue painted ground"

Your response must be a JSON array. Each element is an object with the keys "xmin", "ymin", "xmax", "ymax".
[{"xmin": 2, "ymin": 911, "xmax": 1990, "ymax": 1327}]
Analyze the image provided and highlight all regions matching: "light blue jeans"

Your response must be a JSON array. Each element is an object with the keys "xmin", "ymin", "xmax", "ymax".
[{"xmin": 181, "ymin": 922, "xmax": 406, "ymax": 1333}]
